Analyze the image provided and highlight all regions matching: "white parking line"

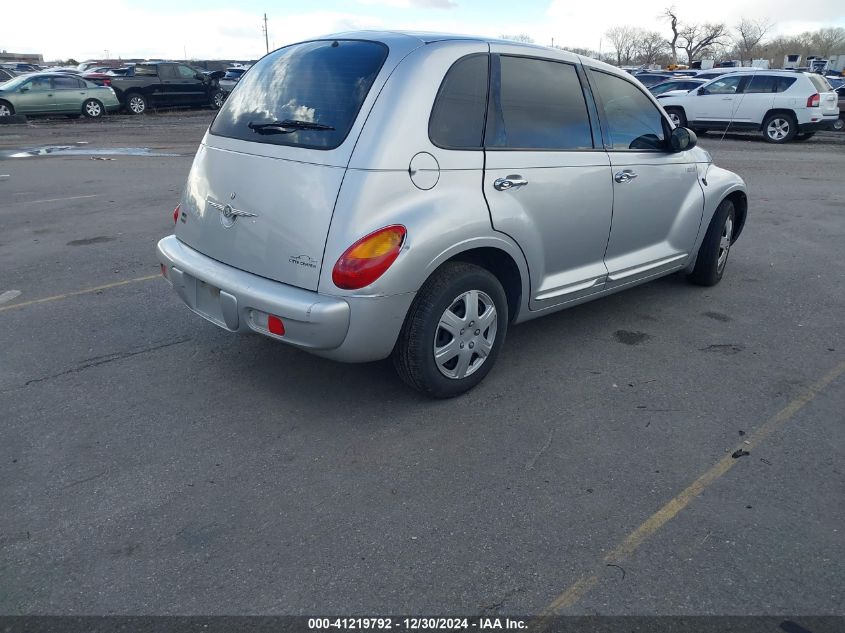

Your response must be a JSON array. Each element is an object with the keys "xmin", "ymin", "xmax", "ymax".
[{"xmin": 6, "ymin": 194, "xmax": 100, "ymax": 206}]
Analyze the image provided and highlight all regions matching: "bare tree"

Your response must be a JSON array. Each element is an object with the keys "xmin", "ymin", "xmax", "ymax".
[
  {"xmin": 734, "ymin": 17, "xmax": 774, "ymax": 64},
  {"xmin": 606, "ymin": 26, "xmax": 639, "ymax": 66},
  {"xmin": 664, "ymin": 7, "xmax": 680, "ymax": 64},
  {"xmin": 810, "ymin": 27, "xmax": 845, "ymax": 57},
  {"xmin": 500, "ymin": 33, "xmax": 534, "ymax": 44},
  {"xmin": 678, "ymin": 22, "xmax": 729, "ymax": 64},
  {"xmin": 637, "ymin": 30, "xmax": 668, "ymax": 66}
]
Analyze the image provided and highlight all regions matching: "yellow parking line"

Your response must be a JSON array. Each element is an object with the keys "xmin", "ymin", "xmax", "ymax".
[
  {"xmin": 541, "ymin": 359, "xmax": 845, "ymax": 615},
  {"xmin": 0, "ymin": 274, "xmax": 159, "ymax": 313}
]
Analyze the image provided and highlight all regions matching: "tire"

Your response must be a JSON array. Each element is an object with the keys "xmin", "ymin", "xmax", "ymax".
[
  {"xmin": 0, "ymin": 101, "xmax": 14, "ymax": 117},
  {"xmin": 793, "ymin": 132, "xmax": 815, "ymax": 141},
  {"xmin": 665, "ymin": 107, "xmax": 686, "ymax": 128},
  {"xmin": 126, "ymin": 93, "xmax": 147, "ymax": 115},
  {"xmin": 393, "ymin": 262, "xmax": 508, "ymax": 398},
  {"xmin": 210, "ymin": 90, "xmax": 225, "ymax": 109},
  {"xmin": 762, "ymin": 112, "xmax": 797, "ymax": 143},
  {"xmin": 687, "ymin": 199, "xmax": 736, "ymax": 287},
  {"xmin": 82, "ymin": 98, "xmax": 104, "ymax": 118},
  {"xmin": 833, "ymin": 118, "xmax": 844, "ymax": 132}
]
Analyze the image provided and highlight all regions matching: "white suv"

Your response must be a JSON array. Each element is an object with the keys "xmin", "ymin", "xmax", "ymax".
[{"xmin": 660, "ymin": 70, "xmax": 840, "ymax": 143}]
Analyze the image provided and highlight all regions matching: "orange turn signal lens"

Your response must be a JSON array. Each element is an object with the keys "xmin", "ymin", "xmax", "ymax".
[{"xmin": 332, "ymin": 225, "xmax": 406, "ymax": 290}]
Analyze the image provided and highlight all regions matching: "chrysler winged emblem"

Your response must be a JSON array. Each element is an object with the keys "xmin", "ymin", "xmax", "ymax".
[{"xmin": 207, "ymin": 195, "xmax": 258, "ymax": 228}]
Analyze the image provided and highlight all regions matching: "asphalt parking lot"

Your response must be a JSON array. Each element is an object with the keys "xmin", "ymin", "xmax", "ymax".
[{"xmin": 1, "ymin": 112, "xmax": 843, "ymax": 617}]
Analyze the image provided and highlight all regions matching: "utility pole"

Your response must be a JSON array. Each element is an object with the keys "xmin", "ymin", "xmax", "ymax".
[{"xmin": 262, "ymin": 13, "xmax": 269, "ymax": 54}]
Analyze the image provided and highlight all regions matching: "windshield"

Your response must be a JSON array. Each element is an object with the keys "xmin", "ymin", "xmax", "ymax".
[
  {"xmin": 210, "ymin": 39, "xmax": 388, "ymax": 150},
  {"xmin": 0, "ymin": 75, "xmax": 33, "ymax": 91}
]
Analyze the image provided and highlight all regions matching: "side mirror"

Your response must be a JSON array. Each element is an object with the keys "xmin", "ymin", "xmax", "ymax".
[
  {"xmin": 697, "ymin": 87, "xmax": 707, "ymax": 95},
  {"xmin": 19, "ymin": 87, "xmax": 29, "ymax": 93},
  {"xmin": 669, "ymin": 127, "xmax": 697, "ymax": 152}
]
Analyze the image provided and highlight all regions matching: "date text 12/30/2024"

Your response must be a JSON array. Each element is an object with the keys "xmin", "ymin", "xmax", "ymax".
[{"xmin": 308, "ymin": 618, "xmax": 528, "ymax": 630}]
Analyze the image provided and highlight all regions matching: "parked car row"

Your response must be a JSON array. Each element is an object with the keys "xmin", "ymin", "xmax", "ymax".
[{"xmin": 0, "ymin": 61, "xmax": 226, "ymax": 118}]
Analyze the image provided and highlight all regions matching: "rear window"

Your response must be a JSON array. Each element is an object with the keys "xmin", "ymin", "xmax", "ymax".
[
  {"xmin": 210, "ymin": 40, "xmax": 388, "ymax": 150},
  {"xmin": 807, "ymin": 74, "xmax": 832, "ymax": 93}
]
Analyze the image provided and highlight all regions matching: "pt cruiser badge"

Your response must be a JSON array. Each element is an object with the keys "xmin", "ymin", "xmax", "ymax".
[{"xmin": 206, "ymin": 196, "xmax": 258, "ymax": 228}]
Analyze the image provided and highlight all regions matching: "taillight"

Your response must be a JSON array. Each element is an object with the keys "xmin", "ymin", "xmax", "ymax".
[
  {"xmin": 332, "ymin": 225, "xmax": 406, "ymax": 290},
  {"xmin": 103, "ymin": 79, "xmax": 111, "ymax": 86},
  {"xmin": 807, "ymin": 93, "xmax": 820, "ymax": 107},
  {"xmin": 172, "ymin": 204, "xmax": 180, "ymax": 224}
]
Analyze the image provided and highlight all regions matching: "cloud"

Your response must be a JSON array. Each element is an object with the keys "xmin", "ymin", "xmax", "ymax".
[{"xmin": 357, "ymin": 0, "xmax": 457, "ymax": 9}]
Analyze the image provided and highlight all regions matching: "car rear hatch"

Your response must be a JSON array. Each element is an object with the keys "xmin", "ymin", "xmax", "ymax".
[
  {"xmin": 174, "ymin": 37, "xmax": 416, "ymax": 292},
  {"xmin": 808, "ymin": 74, "xmax": 839, "ymax": 118}
]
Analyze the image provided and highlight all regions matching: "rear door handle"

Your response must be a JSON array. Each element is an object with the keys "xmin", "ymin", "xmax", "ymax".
[
  {"xmin": 614, "ymin": 170, "xmax": 638, "ymax": 183},
  {"xmin": 494, "ymin": 176, "xmax": 528, "ymax": 191},
  {"xmin": 722, "ymin": 97, "xmax": 733, "ymax": 100}
]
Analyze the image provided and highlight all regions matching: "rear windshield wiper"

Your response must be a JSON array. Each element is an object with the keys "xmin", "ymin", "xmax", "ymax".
[{"xmin": 247, "ymin": 119, "xmax": 335, "ymax": 134}]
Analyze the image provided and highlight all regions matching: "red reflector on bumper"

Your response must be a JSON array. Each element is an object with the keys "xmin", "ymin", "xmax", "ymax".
[
  {"xmin": 160, "ymin": 264, "xmax": 168, "ymax": 278},
  {"xmin": 267, "ymin": 315, "xmax": 285, "ymax": 336}
]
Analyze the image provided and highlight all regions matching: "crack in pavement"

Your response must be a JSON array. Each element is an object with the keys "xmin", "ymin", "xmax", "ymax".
[{"xmin": 24, "ymin": 337, "xmax": 192, "ymax": 386}]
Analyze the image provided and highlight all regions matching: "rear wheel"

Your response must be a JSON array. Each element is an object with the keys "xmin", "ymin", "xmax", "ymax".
[
  {"xmin": 762, "ymin": 113, "xmax": 796, "ymax": 143},
  {"xmin": 688, "ymin": 199, "xmax": 735, "ymax": 287},
  {"xmin": 83, "ymin": 99, "xmax": 104, "ymax": 118},
  {"xmin": 665, "ymin": 107, "xmax": 686, "ymax": 128},
  {"xmin": 393, "ymin": 262, "xmax": 508, "ymax": 398},
  {"xmin": 210, "ymin": 90, "xmax": 225, "ymax": 109},
  {"xmin": 126, "ymin": 93, "xmax": 147, "ymax": 115},
  {"xmin": 0, "ymin": 101, "xmax": 14, "ymax": 117}
]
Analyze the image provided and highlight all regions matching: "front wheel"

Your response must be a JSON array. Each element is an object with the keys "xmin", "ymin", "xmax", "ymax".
[
  {"xmin": 762, "ymin": 113, "xmax": 796, "ymax": 143},
  {"xmin": 0, "ymin": 101, "xmax": 14, "ymax": 117},
  {"xmin": 687, "ymin": 199, "xmax": 735, "ymax": 287},
  {"xmin": 393, "ymin": 262, "xmax": 508, "ymax": 398},
  {"xmin": 210, "ymin": 90, "xmax": 225, "ymax": 109},
  {"xmin": 833, "ymin": 118, "xmax": 844, "ymax": 132},
  {"xmin": 83, "ymin": 99, "xmax": 104, "ymax": 118}
]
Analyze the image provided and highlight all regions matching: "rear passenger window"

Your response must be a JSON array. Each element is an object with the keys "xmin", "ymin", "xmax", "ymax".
[
  {"xmin": 776, "ymin": 77, "xmax": 797, "ymax": 92},
  {"xmin": 429, "ymin": 54, "xmax": 489, "ymax": 149},
  {"xmin": 53, "ymin": 76, "xmax": 83, "ymax": 89},
  {"xmin": 486, "ymin": 56, "xmax": 593, "ymax": 150},
  {"xmin": 590, "ymin": 70, "xmax": 666, "ymax": 151},
  {"xmin": 744, "ymin": 75, "xmax": 777, "ymax": 93}
]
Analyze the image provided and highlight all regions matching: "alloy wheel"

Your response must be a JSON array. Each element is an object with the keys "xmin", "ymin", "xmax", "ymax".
[
  {"xmin": 129, "ymin": 96, "xmax": 145, "ymax": 114},
  {"xmin": 668, "ymin": 112, "xmax": 681, "ymax": 127},
  {"xmin": 85, "ymin": 101, "xmax": 102, "ymax": 117},
  {"xmin": 433, "ymin": 290, "xmax": 497, "ymax": 380},
  {"xmin": 766, "ymin": 118, "xmax": 790, "ymax": 141},
  {"xmin": 717, "ymin": 214, "xmax": 733, "ymax": 273},
  {"xmin": 0, "ymin": 104, "xmax": 10, "ymax": 117}
]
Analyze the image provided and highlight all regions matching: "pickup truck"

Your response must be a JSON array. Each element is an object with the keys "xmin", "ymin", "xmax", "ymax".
[{"xmin": 109, "ymin": 62, "xmax": 225, "ymax": 114}]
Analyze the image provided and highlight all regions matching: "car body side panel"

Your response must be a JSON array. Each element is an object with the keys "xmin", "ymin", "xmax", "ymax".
[{"xmin": 320, "ymin": 168, "xmax": 531, "ymax": 317}]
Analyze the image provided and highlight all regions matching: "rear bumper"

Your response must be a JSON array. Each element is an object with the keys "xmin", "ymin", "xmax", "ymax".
[
  {"xmin": 156, "ymin": 235, "xmax": 413, "ymax": 362},
  {"xmin": 800, "ymin": 115, "xmax": 840, "ymax": 132}
]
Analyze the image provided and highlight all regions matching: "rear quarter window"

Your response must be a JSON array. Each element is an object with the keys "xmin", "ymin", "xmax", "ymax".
[
  {"xmin": 807, "ymin": 74, "xmax": 833, "ymax": 93},
  {"xmin": 210, "ymin": 40, "xmax": 388, "ymax": 150},
  {"xmin": 429, "ymin": 54, "xmax": 489, "ymax": 149}
]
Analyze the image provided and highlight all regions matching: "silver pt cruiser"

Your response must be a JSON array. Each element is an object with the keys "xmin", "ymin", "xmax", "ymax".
[{"xmin": 157, "ymin": 31, "xmax": 747, "ymax": 398}]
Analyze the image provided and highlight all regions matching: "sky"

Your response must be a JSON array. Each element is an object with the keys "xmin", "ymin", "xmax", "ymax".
[{"xmin": 2, "ymin": 0, "xmax": 844, "ymax": 61}]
